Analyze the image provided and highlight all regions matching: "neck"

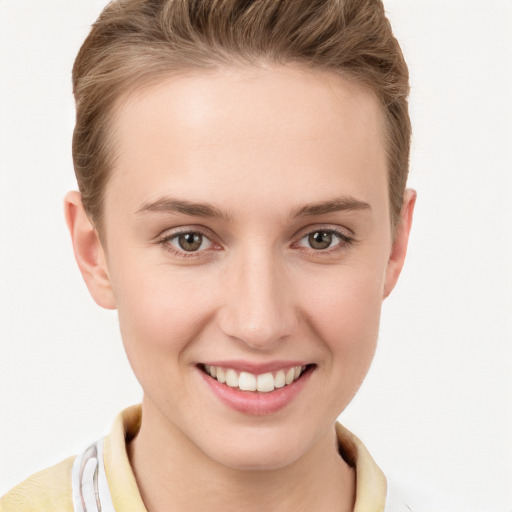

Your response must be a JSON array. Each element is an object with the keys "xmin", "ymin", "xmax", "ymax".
[{"xmin": 128, "ymin": 398, "xmax": 355, "ymax": 512}]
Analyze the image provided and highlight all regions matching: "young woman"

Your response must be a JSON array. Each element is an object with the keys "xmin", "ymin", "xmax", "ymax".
[{"xmin": 1, "ymin": 1, "xmax": 416, "ymax": 510}]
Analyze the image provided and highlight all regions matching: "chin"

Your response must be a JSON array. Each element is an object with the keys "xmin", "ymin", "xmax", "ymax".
[
  {"xmin": 215, "ymin": 447, "xmax": 300, "ymax": 472},
  {"xmin": 201, "ymin": 427, "xmax": 309, "ymax": 472}
]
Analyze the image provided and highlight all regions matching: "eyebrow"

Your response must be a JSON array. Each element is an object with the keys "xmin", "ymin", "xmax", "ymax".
[
  {"xmin": 136, "ymin": 197, "xmax": 232, "ymax": 221},
  {"xmin": 136, "ymin": 195, "xmax": 371, "ymax": 221},
  {"xmin": 290, "ymin": 196, "xmax": 371, "ymax": 218}
]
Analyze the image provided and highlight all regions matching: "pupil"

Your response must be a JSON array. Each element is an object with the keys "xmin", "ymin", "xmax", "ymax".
[
  {"xmin": 309, "ymin": 231, "xmax": 332, "ymax": 250},
  {"xmin": 179, "ymin": 233, "xmax": 202, "ymax": 251}
]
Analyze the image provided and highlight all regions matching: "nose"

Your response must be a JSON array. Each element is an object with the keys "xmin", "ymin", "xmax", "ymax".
[{"xmin": 218, "ymin": 247, "xmax": 297, "ymax": 351}]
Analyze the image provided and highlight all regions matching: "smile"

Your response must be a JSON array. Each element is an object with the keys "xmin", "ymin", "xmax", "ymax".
[
  {"xmin": 198, "ymin": 362, "xmax": 314, "ymax": 415},
  {"xmin": 203, "ymin": 364, "xmax": 308, "ymax": 393}
]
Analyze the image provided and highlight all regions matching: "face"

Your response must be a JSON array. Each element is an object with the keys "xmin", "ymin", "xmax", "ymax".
[{"xmin": 77, "ymin": 65, "xmax": 411, "ymax": 470}]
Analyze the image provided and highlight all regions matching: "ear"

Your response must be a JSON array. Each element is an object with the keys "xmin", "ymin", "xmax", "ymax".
[
  {"xmin": 383, "ymin": 189, "xmax": 417, "ymax": 299},
  {"xmin": 64, "ymin": 191, "xmax": 116, "ymax": 310}
]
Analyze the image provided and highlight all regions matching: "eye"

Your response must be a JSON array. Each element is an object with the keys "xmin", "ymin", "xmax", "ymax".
[
  {"xmin": 297, "ymin": 229, "xmax": 351, "ymax": 251},
  {"xmin": 164, "ymin": 231, "xmax": 214, "ymax": 253}
]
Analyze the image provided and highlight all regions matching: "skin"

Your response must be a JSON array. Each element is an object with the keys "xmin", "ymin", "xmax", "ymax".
[{"xmin": 65, "ymin": 65, "xmax": 415, "ymax": 512}]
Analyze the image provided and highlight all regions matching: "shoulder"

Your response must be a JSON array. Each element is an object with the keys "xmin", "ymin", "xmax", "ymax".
[{"xmin": 0, "ymin": 456, "xmax": 75, "ymax": 512}]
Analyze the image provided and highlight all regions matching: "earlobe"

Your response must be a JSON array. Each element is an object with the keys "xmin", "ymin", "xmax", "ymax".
[
  {"xmin": 383, "ymin": 189, "xmax": 417, "ymax": 299},
  {"xmin": 64, "ymin": 191, "xmax": 117, "ymax": 310}
]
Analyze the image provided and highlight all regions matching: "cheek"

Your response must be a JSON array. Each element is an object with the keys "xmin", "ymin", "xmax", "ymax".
[
  {"xmin": 298, "ymin": 265, "xmax": 384, "ymax": 380},
  {"xmin": 111, "ymin": 258, "xmax": 218, "ymax": 376}
]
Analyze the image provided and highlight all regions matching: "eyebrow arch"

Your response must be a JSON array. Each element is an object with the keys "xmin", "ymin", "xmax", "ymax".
[
  {"xmin": 136, "ymin": 195, "xmax": 370, "ymax": 222},
  {"xmin": 136, "ymin": 197, "xmax": 232, "ymax": 221},
  {"xmin": 290, "ymin": 196, "xmax": 371, "ymax": 219}
]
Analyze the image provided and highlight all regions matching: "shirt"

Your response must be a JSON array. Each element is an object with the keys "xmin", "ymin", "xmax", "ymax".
[{"xmin": 0, "ymin": 404, "xmax": 411, "ymax": 512}]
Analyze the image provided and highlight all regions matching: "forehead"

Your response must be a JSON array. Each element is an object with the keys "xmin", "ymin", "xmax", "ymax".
[{"xmin": 106, "ymin": 65, "xmax": 388, "ymax": 220}]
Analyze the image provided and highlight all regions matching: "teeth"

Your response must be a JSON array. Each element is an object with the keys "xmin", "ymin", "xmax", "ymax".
[
  {"xmin": 274, "ymin": 370, "xmax": 285, "ymax": 388},
  {"xmin": 216, "ymin": 367, "xmax": 226, "ymax": 384},
  {"xmin": 225, "ymin": 369, "xmax": 239, "ymax": 388},
  {"xmin": 239, "ymin": 372, "xmax": 257, "ymax": 391},
  {"xmin": 204, "ymin": 365, "xmax": 307, "ymax": 392},
  {"xmin": 257, "ymin": 373, "xmax": 275, "ymax": 393}
]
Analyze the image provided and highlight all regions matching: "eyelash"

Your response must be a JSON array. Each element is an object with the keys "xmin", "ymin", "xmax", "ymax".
[
  {"xmin": 157, "ymin": 229, "xmax": 220, "ymax": 259},
  {"xmin": 156, "ymin": 227, "xmax": 355, "ymax": 258},
  {"xmin": 294, "ymin": 228, "xmax": 354, "ymax": 255}
]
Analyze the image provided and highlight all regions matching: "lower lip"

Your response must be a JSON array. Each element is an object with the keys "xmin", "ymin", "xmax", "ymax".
[{"xmin": 199, "ymin": 367, "xmax": 313, "ymax": 415}]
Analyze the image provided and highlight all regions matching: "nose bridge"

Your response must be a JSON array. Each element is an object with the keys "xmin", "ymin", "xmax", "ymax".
[{"xmin": 219, "ymin": 243, "xmax": 296, "ymax": 349}]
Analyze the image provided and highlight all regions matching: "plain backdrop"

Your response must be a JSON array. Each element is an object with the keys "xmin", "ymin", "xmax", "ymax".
[{"xmin": 0, "ymin": 1, "xmax": 511, "ymax": 510}]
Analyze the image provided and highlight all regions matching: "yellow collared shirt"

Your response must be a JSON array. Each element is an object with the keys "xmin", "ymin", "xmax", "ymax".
[{"xmin": 1, "ymin": 405, "xmax": 409, "ymax": 512}]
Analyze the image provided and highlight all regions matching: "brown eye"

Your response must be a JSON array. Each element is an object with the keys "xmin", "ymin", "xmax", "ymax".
[
  {"xmin": 177, "ymin": 232, "xmax": 204, "ymax": 251},
  {"xmin": 161, "ymin": 230, "xmax": 216, "ymax": 256},
  {"xmin": 308, "ymin": 231, "xmax": 333, "ymax": 250}
]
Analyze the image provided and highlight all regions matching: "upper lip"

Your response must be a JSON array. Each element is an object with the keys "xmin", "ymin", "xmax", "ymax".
[{"xmin": 200, "ymin": 360, "xmax": 311, "ymax": 374}]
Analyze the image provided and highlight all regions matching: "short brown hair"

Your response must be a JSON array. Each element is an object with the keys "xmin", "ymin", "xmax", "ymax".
[{"xmin": 72, "ymin": 0, "xmax": 410, "ymax": 232}]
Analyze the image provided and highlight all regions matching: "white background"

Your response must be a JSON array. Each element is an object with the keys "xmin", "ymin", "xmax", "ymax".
[{"xmin": 0, "ymin": 1, "xmax": 511, "ymax": 510}]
